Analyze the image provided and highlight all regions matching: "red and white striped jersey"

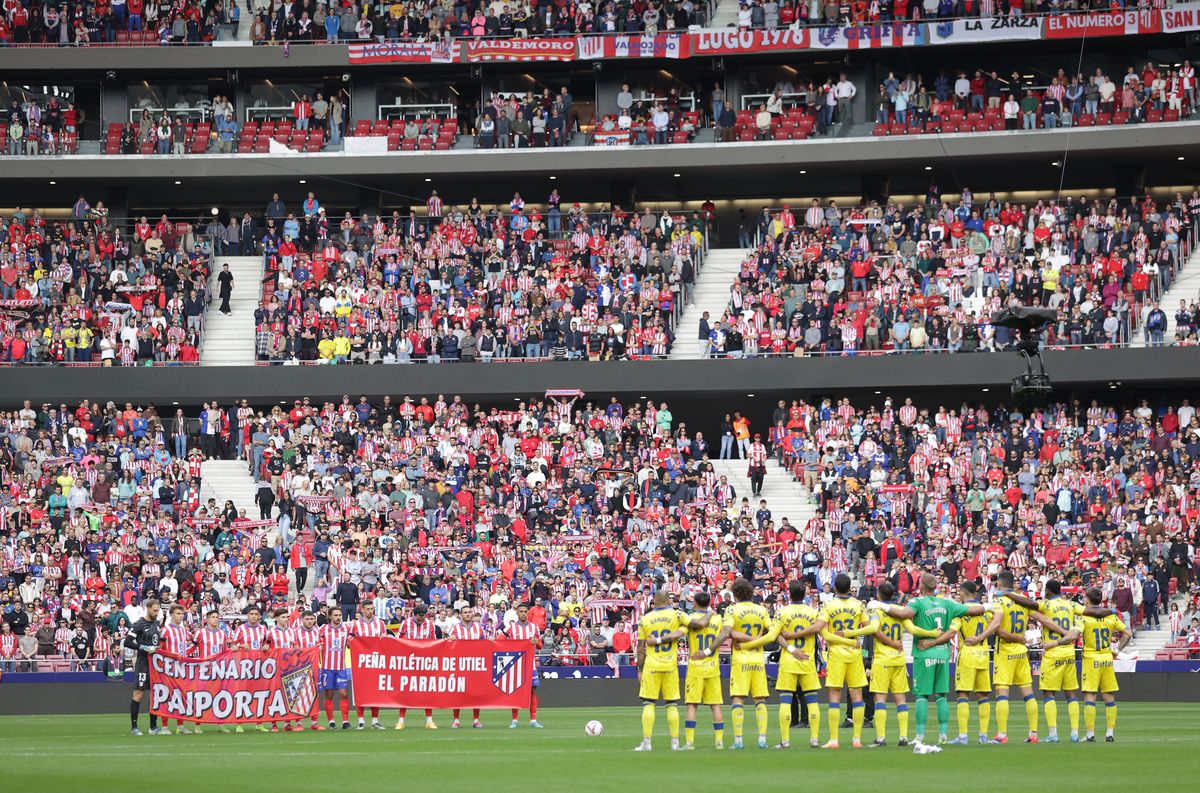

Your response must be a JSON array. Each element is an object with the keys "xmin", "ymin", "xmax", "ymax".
[
  {"xmin": 451, "ymin": 622, "xmax": 489, "ymax": 640},
  {"xmin": 350, "ymin": 617, "xmax": 389, "ymax": 638},
  {"xmin": 397, "ymin": 617, "xmax": 436, "ymax": 640},
  {"xmin": 268, "ymin": 626, "xmax": 294, "ymax": 649},
  {"xmin": 318, "ymin": 623, "xmax": 352, "ymax": 670},
  {"xmin": 194, "ymin": 626, "xmax": 229, "ymax": 658},
  {"xmin": 503, "ymin": 620, "xmax": 541, "ymax": 647},
  {"xmin": 160, "ymin": 622, "xmax": 193, "ymax": 656},
  {"xmin": 290, "ymin": 626, "xmax": 321, "ymax": 649},
  {"xmin": 234, "ymin": 623, "xmax": 270, "ymax": 650}
]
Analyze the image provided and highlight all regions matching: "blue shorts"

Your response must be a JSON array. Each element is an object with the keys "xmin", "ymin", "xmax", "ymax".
[{"xmin": 318, "ymin": 670, "xmax": 350, "ymax": 691}]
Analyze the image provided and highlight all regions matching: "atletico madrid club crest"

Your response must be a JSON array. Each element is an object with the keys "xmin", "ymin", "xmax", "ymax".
[{"xmin": 492, "ymin": 652, "xmax": 527, "ymax": 696}]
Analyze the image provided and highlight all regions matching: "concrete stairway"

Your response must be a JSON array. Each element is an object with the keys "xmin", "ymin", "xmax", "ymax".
[
  {"xmin": 710, "ymin": 0, "xmax": 741, "ymax": 27},
  {"xmin": 200, "ymin": 458, "xmax": 268, "ymax": 532},
  {"xmin": 200, "ymin": 256, "xmax": 262, "ymax": 366},
  {"xmin": 670, "ymin": 248, "xmax": 746, "ymax": 359},
  {"xmin": 707, "ymin": 457, "xmax": 817, "ymax": 537},
  {"xmin": 1133, "ymin": 246, "xmax": 1200, "ymax": 346}
]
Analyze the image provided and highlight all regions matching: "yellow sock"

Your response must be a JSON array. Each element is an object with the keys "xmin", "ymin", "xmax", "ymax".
[
  {"xmin": 875, "ymin": 705, "xmax": 887, "ymax": 741},
  {"xmin": 1105, "ymin": 703, "xmax": 1117, "ymax": 734},
  {"xmin": 778, "ymin": 702, "xmax": 791, "ymax": 746},
  {"xmin": 1085, "ymin": 702, "xmax": 1097, "ymax": 733},
  {"xmin": 829, "ymin": 704, "xmax": 841, "ymax": 743},
  {"xmin": 754, "ymin": 703, "xmax": 768, "ymax": 739},
  {"xmin": 808, "ymin": 701, "xmax": 821, "ymax": 744},
  {"xmin": 851, "ymin": 703, "xmax": 864, "ymax": 741},
  {"xmin": 1068, "ymin": 700, "xmax": 1080, "ymax": 733},
  {"xmin": 684, "ymin": 724, "xmax": 695, "ymax": 745},
  {"xmin": 666, "ymin": 705, "xmax": 680, "ymax": 740},
  {"xmin": 732, "ymin": 705, "xmax": 745, "ymax": 739},
  {"xmin": 1025, "ymin": 696, "xmax": 1039, "ymax": 734},
  {"xmin": 957, "ymin": 700, "xmax": 970, "ymax": 736},
  {"xmin": 996, "ymin": 698, "xmax": 1010, "ymax": 735},
  {"xmin": 979, "ymin": 700, "xmax": 991, "ymax": 736},
  {"xmin": 897, "ymin": 705, "xmax": 909, "ymax": 741},
  {"xmin": 1045, "ymin": 698, "xmax": 1058, "ymax": 732},
  {"xmin": 641, "ymin": 704, "xmax": 655, "ymax": 740},
  {"xmin": 714, "ymin": 718, "xmax": 724, "ymax": 748}
]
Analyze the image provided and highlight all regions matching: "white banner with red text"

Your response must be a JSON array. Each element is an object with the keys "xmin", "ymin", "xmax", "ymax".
[
  {"xmin": 577, "ymin": 33, "xmax": 687, "ymax": 60},
  {"xmin": 1162, "ymin": 1, "xmax": 1200, "ymax": 32},
  {"xmin": 347, "ymin": 40, "xmax": 459, "ymax": 64}
]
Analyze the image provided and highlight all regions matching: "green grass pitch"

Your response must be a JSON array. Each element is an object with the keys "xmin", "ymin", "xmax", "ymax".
[{"xmin": 2, "ymin": 704, "xmax": 1199, "ymax": 792}]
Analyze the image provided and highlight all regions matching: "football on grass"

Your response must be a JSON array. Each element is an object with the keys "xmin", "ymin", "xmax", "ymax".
[{"xmin": 584, "ymin": 720, "xmax": 604, "ymax": 736}]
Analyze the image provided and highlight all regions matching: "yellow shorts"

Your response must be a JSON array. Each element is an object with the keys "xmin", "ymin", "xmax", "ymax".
[
  {"xmin": 684, "ymin": 673, "xmax": 723, "ymax": 705},
  {"xmin": 825, "ymin": 656, "xmax": 868, "ymax": 690},
  {"xmin": 869, "ymin": 664, "xmax": 909, "ymax": 695},
  {"xmin": 1081, "ymin": 657, "xmax": 1118, "ymax": 694},
  {"xmin": 1039, "ymin": 657, "xmax": 1079, "ymax": 692},
  {"xmin": 729, "ymin": 660, "xmax": 769, "ymax": 699},
  {"xmin": 639, "ymin": 669, "xmax": 681, "ymax": 702},
  {"xmin": 955, "ymin": 664, "xmax": 991, "ymax": 693},
  {"xmin": 993, "ymin": 652, "xmax": 1032, "ymax": 688},
  {"xmin": 776, "ymin": 668, "xmax": 820, "ymax": 694}
]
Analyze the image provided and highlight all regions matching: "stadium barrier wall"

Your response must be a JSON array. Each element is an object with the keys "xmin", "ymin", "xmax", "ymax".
[
  {"xmin": 3, "ymin": 672, "xmax": 1198, "ymax": 715},
  {"xmin": 2, "ymin": 347, "xmax": 1200, "ymax": 406}
]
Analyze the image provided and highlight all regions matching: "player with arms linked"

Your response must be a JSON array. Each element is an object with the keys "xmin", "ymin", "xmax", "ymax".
[
  {"xmin": 817, "ymin": 573, "xmax": 880, "ymax": 749},
  {"xmin": 737, "ymin": 578, "xmax": 825, "ymax": 749},
  {"xmin": 1080, "ymin": 586, "xmax": 1129, "ymax": 742},
  {"xmin": 634, "ymin": 590, "xmax": 711, "ymax": 751},
  {"xmin": 681, "ymin": 590, "xmax": 729, "ymax": 750}
]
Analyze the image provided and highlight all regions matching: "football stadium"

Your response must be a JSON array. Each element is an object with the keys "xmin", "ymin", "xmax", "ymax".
[{"xmin": 3, "ymin": 4, "xmax": 1200, "ymax": 791}]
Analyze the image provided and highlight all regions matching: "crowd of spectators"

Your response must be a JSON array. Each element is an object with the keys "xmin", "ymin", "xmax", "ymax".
[
  {"xmin": 250, "ymin": 190, "xmax": 707, "ymax": 364},
  {"xmin": 0, "ymin": 199, "xmax": 213, "ymax": 365},
  {"xmin": 2, "ymin": 97, "xmax": 81, "ymax": 156},
  {"xmin": 2, "ymin": 388, "xmax": 1200, "ymax": 675},
  {"xmin": 476, "ymin": 89, "xmax": 576, "ymax": 149},
  {"xmin": 0, "ymin": 0, "xmax": 241, "ymax": 45},
  {"xmin": 732, "ymin": 0, "xmax": 1166, "ymax": 29},
  {"xmin": 873, "ymin": 61, "xmax": 1197, "ymax": 136},
  {"xmin": 700, "ymin": 188, "xmax": 1200, "ymax": 358},
  {"xmin": 250, "ymin": 0, "xmax": 707, "ymax": 44}
]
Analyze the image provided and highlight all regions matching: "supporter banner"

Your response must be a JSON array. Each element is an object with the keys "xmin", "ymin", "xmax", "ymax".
[
  {"xmin": 809, "ymin": 22, "xmax": 928, "ymax": 50},
  {"xmin": 1044, "ymin": 9, "xmax": 1161, "ymax": 39},
  {"xmin": 148, "ymin": 648, "xmax": 320, "ymax": 724},
  {"xmin": 1162, "ymin": 2, "xmax": 1200, "ymax": 32},
  {"xmin": 594, "ymin": 130, "xmax": 630, "ymax": 146},
  {"xmin": 578, "ymin": 33, "xmax": 687, "ymax": 60},
  {"xmin": 929, "ymin": 17, "xmax": 1042, "ymax": 45},
  {"xmin": 347, "ymin": 41, "xmax": 458, "ymax": 64},
  {"xmin": 348, "ymin": 637, "xmax": 533, "ymax": 709},
  {"xmin": 689, "ymin": 28, "xmax": 809, "ymax": 56},
  {"xmin": 465, "ymin": 38, "xmax": 576, "ymax": 62}
]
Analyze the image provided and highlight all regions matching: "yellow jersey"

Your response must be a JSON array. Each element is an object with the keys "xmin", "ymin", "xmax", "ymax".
[
  {"xmin": 871, "ymin": 607, "xmax": 907, "ymax": 667},
  {"xmin": 685, "ymin": 612, "xmax": 723, "ymax": 675},
  {"xmin": 726, "ymin": 601, "xmax": 771, "ymax": 663},
  {"xmin": 950, "ymin": 603, "xmax": 994, "ymax": 669},
  {"xmin": 994, "ymin": 594, "xmax": 1031, "ymax": 656},
  {"xmin": 819, "ymin": 596, "xmax": 871, "ymax": 663},
  {"xmin": 1080, "ymin": 614, "xmax": 1126, "ymax": 658},
  {"xmin": 770, "ymin": 603, "xmax": 820, "ymax": 673},
  {"xmin": 638, "ymin": 607, "xmax": 685, "ymax": 673},
  {"xmin": 1038, "ymin": 598, "xmax": 1084, "ymax": 662}
]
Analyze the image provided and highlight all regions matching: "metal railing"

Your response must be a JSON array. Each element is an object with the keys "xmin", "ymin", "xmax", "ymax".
[
  {"xmin": 377, "ymin": 103, "xmax": 457, "ymax": 121},
  {"xmin": 128, "ymin": 106, "xmax": 210, "ymax": 124},
  {"xmin": 740, "ymin": 92, "xmax": 809, "ymax": 111}
]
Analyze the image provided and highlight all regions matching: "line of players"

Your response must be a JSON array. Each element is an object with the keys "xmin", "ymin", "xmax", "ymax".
[
  {"xmin": 634, "ymin": 570, "xmax": 1129, "ymax": 751},
  {"xmin": 127, "ymin": 599, "xmax": 545, "ymax": 735}
]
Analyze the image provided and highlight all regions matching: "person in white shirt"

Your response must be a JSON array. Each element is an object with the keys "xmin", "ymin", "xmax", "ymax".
[
  {"xmin": 651, "ymin": 105, "xmax": 670, "ymax": 144},
  {"xmin": 834, "ymin": 74, "xmax": 857, "ymax": 124}
]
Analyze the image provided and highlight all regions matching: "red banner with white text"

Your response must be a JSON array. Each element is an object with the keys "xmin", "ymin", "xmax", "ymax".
[
  {"xmin": 466, "ymin": 38, "xmax": 576, "ymax": 62},
  {"xmin": 688, "ymin": 28, "xmax": 810, "ymax": 56},
  {"xmin": 1043, "ymin": 9, "xmax": 1161, "ymax": 38},
  {"xmin": 148, "ymin": 648, "xmax": 320, "ymax": 724},
  {"xmin": 349, "ymin": 637, "xmax": 533, "ymax": 709}
]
